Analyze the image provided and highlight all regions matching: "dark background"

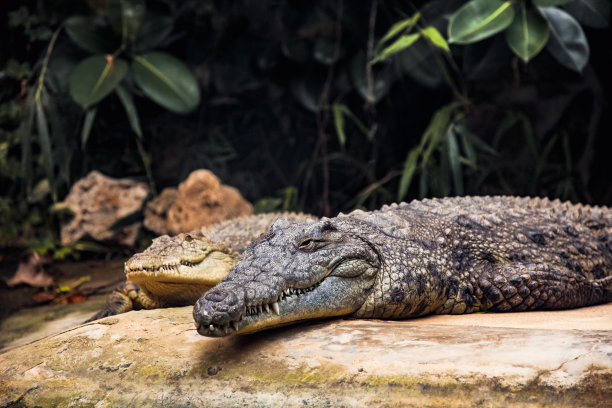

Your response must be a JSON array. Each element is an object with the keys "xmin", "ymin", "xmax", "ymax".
[{"xmin": 1, "ymin": 0, "xmax": 611, "ymax": 250}]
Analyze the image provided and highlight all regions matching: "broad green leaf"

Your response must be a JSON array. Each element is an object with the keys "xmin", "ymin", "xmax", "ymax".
[
  {"xmin": 133, "ymin": 13, "xmax": 173, "ymax": 52},
  {"xmin": 81, "ymin": 108, "xmax": 97, "ymax": 147},
  {"xmin": 132, "ymin": 52, "xmax": 201, "ymax": 114},
  {"xmin": 35, "ymin": 101, "xmax": 56, "ymax": 202},
  {"xmin": 108, "ymin": 0, "xmax": 146, "ymax": 43},
  {"xmin": 398, "ymin": 148, "xmax": 420, "ymax": 201},
  {"xmin": 371, "ymin": 33, "xmax": 420, "ymax": 64},
  {"xmin": 64, "ymin": 16, "xmax": 115, "ymax": 54},
  {"xmin": 377, "ymin": 13, "xmax": 421, "ymax": 49},
  {"xmin": 533, "ymin": 0, "xmax": 573, "ymax": 5},
  {"xmin": 563, "ymin": 0, "xmax": 610, "ymax": 28},
  {"xmin": 420, "ymin": 26, "xmax": 450, "ymax": 52},
  {"xmin": 332, "ymin": 103, "xmax": 346, "ymax": 147},
  {"xmin": 448, "ymin": 0, "xmax": 515, "ymax": 44},
  {"xmin": 116, "ymin": 85, "xmax": 143, "ymax": 138},
  {"xmin": 541, "ymin": 7, "xmax": 589, "ymax": 72},
  {"xmin": 505, "ymin": 5, "xmax": 550, "ymax": 62},
  {"xmin": 69, "ymin": 55, "xmax": 128, "ymax": 109}
]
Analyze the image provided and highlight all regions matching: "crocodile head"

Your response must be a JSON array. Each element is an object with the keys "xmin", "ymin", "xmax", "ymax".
[
  {"xmin": 126, "ymin": 232, "xmax": 237, "ymax": 304},
  {"xmin": 193, "ymin": 218, "xmax": 381, "ymax": 336}
]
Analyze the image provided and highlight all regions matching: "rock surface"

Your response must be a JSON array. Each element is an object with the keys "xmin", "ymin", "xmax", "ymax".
[
  {"xmin": 1, "ymin": 304, "xmax": 610, "ymax": 407},
  {"xmin": 144, "ymin": 169, "xmax": 252, "ymax": 235},
  {"xmin": 60, "ymin": 171, "xmax": 150, "ymax": 246}
]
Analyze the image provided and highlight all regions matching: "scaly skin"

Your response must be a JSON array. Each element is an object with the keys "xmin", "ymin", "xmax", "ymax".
[
  {"xmin": 87, "ymin": 213, "xmax": 317, "ymax": 321},
  {"xmin": 193, "ymin": 196, "xmax": 612, "ymax": 337}
]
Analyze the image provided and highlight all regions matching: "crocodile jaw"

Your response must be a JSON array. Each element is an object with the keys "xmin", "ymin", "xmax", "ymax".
[{"xmin": 193, "ymin": 259, "xmax": 379, "ymax": 337}]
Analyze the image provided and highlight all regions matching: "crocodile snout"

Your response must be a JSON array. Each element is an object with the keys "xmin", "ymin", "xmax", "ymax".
[{"xmin": 193, "ymin": 283, "xmax": 245, "ymax": 334}]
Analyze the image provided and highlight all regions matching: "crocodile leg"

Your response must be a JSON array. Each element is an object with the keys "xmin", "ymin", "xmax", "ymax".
[{"xmin": 85, "ymin": 282, "xmax": 141, "ymax": 322}]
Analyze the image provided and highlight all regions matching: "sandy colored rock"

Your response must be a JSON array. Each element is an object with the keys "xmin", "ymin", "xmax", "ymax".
[
  {"xmin": 1, "ymin": 304, "xmax": 611, "ymax": 407},
  {"xmin": 142, "ymin": 187, "xmax": 178, "ymax": 234},
  {"xmin": 60, "ymin": 171, "xmax": 149, "ymax": 246},
  {"xmin": 144, "ymin": 169, "xmax": 252, "ymax": 235}
]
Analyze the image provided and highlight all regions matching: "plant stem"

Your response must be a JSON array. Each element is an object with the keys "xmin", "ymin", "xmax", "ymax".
[{"xmin": 35, "ymin": 26, "xmax": 62, "ymax": 102}]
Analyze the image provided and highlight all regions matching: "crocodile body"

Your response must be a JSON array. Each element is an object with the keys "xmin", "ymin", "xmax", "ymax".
[
  {"xmin": 193, "ymin": 196, "xmax": 612, "ymax": 337},
  {"xmin": 87, "ymin": 213, "xmax": 317, "ymax": 321}
]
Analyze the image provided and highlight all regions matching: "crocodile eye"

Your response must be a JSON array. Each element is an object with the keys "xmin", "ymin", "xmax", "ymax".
[
  {"xmin": 298, "ymin": 238, "xmax": 316, "ymax": 251},
  {"xmin": 185, "ymin": 234, "xmax": 193, "ymax": 242}
]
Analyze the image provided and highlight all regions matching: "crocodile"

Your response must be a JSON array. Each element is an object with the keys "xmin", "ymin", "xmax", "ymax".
[
  {"xmin": 193, "ymin": 196, "xmax": 612, "ymax": 337},
  {"xmin": 87, "ymin": 213, "xmax": 317, "ymax": 321}
]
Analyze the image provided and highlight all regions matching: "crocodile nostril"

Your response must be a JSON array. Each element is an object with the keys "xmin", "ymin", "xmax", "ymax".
[{"xmin": 204, "ymin": 290, "xmax": 228, "ymax": 302}]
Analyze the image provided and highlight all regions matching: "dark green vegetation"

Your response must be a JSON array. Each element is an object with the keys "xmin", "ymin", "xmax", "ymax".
[{"xmin": 1, "ymin": 0, "xmax": 611, "ymax": 253}]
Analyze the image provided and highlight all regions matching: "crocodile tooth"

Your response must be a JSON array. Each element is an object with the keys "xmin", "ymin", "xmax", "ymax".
[
  {"xmin": 272, "ymin": 302, "xmax": 280, "ymax": 315},
  {"xmin": 232, "ymin": 321, "xmax": 239, "ymax": 331},
  {"xmin": 209, "ymin": 324, "xmax": 214, "ymax": 332},
  {"xmin": 258, "ymin": 305, "xmax": 262, "ymax": 313},
  {"xmin": 264, "ymin": 304, "xmax": 270, "ymax": 313}
]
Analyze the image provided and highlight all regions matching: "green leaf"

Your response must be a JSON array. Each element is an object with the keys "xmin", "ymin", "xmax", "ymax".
[
  {"xmin": 505, "ymin": 5, "xmax": 550, "ymax": 62},
  {"xmin": 81, "ymin": 108, "xmax": 97, "ymax": 147},
  {"xmin": 35, "ymin": 101, "xmax": 56, "ymax": 202},
  {"xmin": 448, "ymin": 0, "xmax": 515, "ymax": 44},
  {"xmin": 372, "ymin": 33, "xmax": 421, "ymax": 64},
  {"xmin": 455, "ymin": 124, "xmax": 478, "ymax": 168},
  {"xmin": 420, "ymin": 26, "xmax": 450, "ymax": 52},
  {"xmin": 64, "ymin": 15, "xmax": 115, "ymax": 54},
  {"xmin": 332, "ymin": 103, "xmax": 346, "ymax": 147},
  {"xmin": 446, "ymin": 128, "xmax": 463, "ymax": 195},
  {"xmin": 533, "ymin": 0, "xmax": 573, "ymax": 5},
  {"xmin": 116, "ymin": 85, "xmax": 143, "ymax": 138},
  {"xmin": 69, "ymin": 55, "xmax": 128, "ymax": 109},
  {"xmin": 108, "ymin": 0, "xmax": 146, "ymax": 43},
  {"xmin": 398, "ymin": 148, "xmax": 420, "ymax": 202},
  {"xmin": 541, "ymin": 7, "xmax": 590, "ymax": 72},
  {"xmin": 376, "ymin": 13, "xmax": 421, "ymax": 49},
  {"xmin": 19, "ymin": 102, "xmax": 35, "ymax": 194},
  {"xmin": 132, "ymin": 52, "xmax": 201, "ymax": 114},
  {"xmin": 563, "ymin": 0, "xmax": 610, "ymax": 28},
  {"xmin": 133, "ymin": 13, "xmax": 173, "ymax": 52},
  {"xmin": 121, "ymin": 0, "xmax": 146, "ymax": 44}
]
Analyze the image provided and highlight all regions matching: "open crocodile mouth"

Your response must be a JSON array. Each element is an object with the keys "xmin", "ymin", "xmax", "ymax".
[{"xmin": 196, "ymin": 280, "xmax": 323, "ymax": 336}]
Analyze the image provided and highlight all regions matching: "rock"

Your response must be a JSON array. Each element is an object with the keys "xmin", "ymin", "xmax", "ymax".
[
  {"xmin": 144, "ymin": 169, "xmax": 252, "ymax": 235},
  {"xmin": 1, "ymin": 304, "xmax": 610, "ymax": 407},
  {"xmin": 60, "ymin": 171, "xmax": 150, "ymax": 246},
  {"xmin": 142, "ymin": 187, "xmax": 178, "ymax": 234}
]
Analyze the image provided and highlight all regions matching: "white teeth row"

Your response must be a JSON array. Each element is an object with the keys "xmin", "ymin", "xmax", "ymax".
[
  {"xmin": 244, "ymin": 283, "xmax": 322, "ymax": 317},
  {"xmin": 207, "ymin": 322, "xmax": 239, "ymax": 334},
  {"xmin": 245, "ymin": 302, "xmax": 280, "ymax": 317}
]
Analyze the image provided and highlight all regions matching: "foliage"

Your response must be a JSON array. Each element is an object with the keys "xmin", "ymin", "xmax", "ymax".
[{"xmin": 0, "ymin": 0, "xmax": 611, "ymax": 251}]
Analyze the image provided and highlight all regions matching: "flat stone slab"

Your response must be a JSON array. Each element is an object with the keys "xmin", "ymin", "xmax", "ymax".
[{"xmin": 1, "ymin": 304, "xmax": 611, "ymax": 407}]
